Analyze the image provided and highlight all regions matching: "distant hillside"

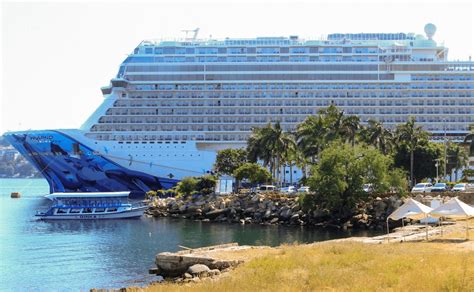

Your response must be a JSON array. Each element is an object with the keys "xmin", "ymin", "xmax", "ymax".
[{"xmin": 0, "ymin": 136, "xmax": 40, "ymax": 178}]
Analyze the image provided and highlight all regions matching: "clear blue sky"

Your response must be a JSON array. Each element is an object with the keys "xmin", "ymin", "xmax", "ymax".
[{"xmin": 1, "ymin": 0, "xmax": 473, "ymax": 134}]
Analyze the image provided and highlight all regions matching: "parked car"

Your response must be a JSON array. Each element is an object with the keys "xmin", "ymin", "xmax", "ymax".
[
  {"xmin": 411, "ymin": 183, "xmax": 433, "ymax": 193},
  {"xmin": 280, "ymin": 186, "xmax": 297, "ymax": 194},
  {"xmin": 452, "ymin": 183, "xmax": 467, "ymax": 192},
  {"xmin": 430, "ymin": 183, "xmax": 449, "ymax": 192},
  {"xmin": 255, "ymin": 185, "xmax": 276, "ymax": 193},
  {"xmin": 297, "ymin": 186, "xmax": 310, "ymax": 193}
]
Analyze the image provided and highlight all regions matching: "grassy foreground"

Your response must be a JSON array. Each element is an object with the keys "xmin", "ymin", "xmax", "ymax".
[
  {"xmin": 138, "ymin": 238, "xmax": 473, "ymax": 292},
  {"xmin": 124, "ymin": 220, "xmax": 473, "ymax": 292}
]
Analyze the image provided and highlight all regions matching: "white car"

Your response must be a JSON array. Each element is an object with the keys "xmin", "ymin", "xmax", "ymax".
[
  {"xmin": 256, "ymin": 185, "xmax": 276, "ymax": 193},
  {"xmin": 452, "ymin": 183, "xmax": 467, "ymax": 192},
  {"xmin": 280, "ymin": 186, "xmax": 297, "ymax": 194},
  {"xmin": 411, "ymin": 183, "xmax": 433, "ymax": 193},
  {"xmin": 297, "ymin": 186, "xmax": 310, "ymax": 193}
]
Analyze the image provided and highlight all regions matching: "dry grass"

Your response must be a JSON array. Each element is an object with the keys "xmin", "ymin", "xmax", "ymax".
[
  {"xmin": 123, "ymin": 219, "xmax": 474, "ymax": 292},
  {"xmin": 136, "ymin": 239, "xmax": 473, "ymax": 292}
]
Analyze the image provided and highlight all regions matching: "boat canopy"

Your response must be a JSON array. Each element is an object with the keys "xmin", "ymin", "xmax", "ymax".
[{"xmin": 45, "ymin": 192, "xmax": 131, "ymax": 200}]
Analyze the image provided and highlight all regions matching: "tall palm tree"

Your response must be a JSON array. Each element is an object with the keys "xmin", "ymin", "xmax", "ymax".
[
  {"xmin": 360, "ymin": 119, "xmax": 393, "ymax": 155},
  {"xmin": 447, "ymin": 142, "xmax": 469, "ymax": 181},
  {"xmin": 246, "ymin": 122, "xmax": 290, "ymax": 185},
  {"xmin": 280, "ymin": 132, "xmax": 297, "ymax": 185},
  {"xmin": 396, "ymin": 117, "xmax": 429, "ymax": 187},
  {"xmin": 296, "ymin": 115, "xmax": 327, "ymax": 163},
  {"xmin": 340, "ymin": 115, "xmax": 361, "ymax": 147},
  {"xmin": 463, "ymin": 124, "xmax": 474, "ymax": 157},
  {"xmin": 319, "ymin": 104, "xmax": 344, "ymax": 142}
]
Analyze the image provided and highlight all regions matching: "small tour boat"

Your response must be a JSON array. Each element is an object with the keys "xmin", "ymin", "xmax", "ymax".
[{"xmin": 36, "ymin": 192, "xmax": 147, "ymax": 220}]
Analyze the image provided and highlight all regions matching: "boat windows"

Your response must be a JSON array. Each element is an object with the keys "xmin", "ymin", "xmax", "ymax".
[
  {"xmin": 70, "ymin": 208, "xmax": 81, "ymax": 213},
  {"xmin": 56, "ymin": 208, "xmax": 69, "ymax": 214},
  {"xmin": 83, "ymin": 208, "xmax": 93, "ymax": 213},
  {"xmin": 95, "ymin": 208, "xmax": 106, "ymax": 213},
  {"xmin": 106, "ymin": 208, "xmax": 118, "ymax": 212}
]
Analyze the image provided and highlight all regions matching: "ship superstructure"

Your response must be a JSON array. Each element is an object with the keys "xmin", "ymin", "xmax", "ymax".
[{"xmin": 4, "ymin": 24, "xmax": 474, "ymax": 194}]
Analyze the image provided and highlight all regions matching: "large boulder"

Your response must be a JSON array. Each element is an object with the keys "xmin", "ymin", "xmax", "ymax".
[{"xmin": 187, "ymin": 264, "xmax": 211, "ymax": 276}]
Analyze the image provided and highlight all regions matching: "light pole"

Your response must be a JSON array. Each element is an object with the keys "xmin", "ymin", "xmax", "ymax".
[
  {"xmin": 435, "ymin": 160, "xmax": 439, "ymax": 183},
  {"xmin": 443, "ymin": 119, "xmax": 447, "ymax": 179}
]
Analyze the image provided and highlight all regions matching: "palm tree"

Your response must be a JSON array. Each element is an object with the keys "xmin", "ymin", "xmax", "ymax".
[
  {"xmin": 463, "ymin": 124, "xmax": 474, "ymax": 157},
  {"xmin": 340, "ymin": 115, "xmax": 360, "ymax": 147},
  {"xmin": 296, "ymin": 115, "xmax": 327, "ymax": 163},
  {"xmin": 247, "ymin": 122, "xmax": 291, "ymax": 185},
  {"xmin": 319, "ymin": 104, "xmax": 344, "ymax": 142},
  {"xmin": 447, "ymin": 142, "xmax": 469, "ymax": 181},
  {"xmin": 395, "ymin": 117, "xmax": 429, "ymax": 187},
  {"xmin": 280, "ymin": 132, "xmax": 297, "ymax": 185},
  {"xmin": 360, "ymin": 119, "xmax": 393, "ymax": 155}
]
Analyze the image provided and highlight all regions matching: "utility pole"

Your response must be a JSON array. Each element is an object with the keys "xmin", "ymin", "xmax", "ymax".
[
  {"xmin": 435, "ymin": 159, "xmax": 440, "ymax": 183},
  {"xmin": 443, "ymin": 120, "xmax": 447, "ymax": 179}
]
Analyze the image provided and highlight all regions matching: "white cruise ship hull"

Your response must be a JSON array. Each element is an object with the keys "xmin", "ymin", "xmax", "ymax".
[{"xmin": 3, "ymin": 129, "xmax": 221, "ymax": 195}]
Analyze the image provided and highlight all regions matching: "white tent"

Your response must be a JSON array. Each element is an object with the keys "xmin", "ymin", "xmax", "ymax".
[
  {"xmin": 386, "ymin": 198, "xmax": 433, "ymax": 240},
  {"xmin": 429, "ymin": 197, "xmax": 474, "ymax": 239},
  {"xmin": 388, "ymin": 198, "xmax": 433, "ymax": 220},
  {"xmin": 429, "ymin": 197, "xmax": 474, "ymax": 218}
]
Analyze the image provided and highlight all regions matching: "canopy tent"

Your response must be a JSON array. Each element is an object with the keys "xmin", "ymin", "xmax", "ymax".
[
  {"xmin": 388, "ymin": 198, "xmax": 433, "ymax": 220},
  {"xmin": 429, "ymin": 197, "xmax": 474, "ymax": 218},
  {"xmin": 429, "ymin": 197, "xmax": 474, "ymax": 239},
  {"xmin": 386, "ymin": 198, "xmax": 433, "ymax": 240}
]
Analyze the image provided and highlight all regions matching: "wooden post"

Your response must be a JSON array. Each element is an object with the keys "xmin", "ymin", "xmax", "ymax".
[{"xmin": 425, "ymin": 215, "xmax": 429, "ymax": 241}]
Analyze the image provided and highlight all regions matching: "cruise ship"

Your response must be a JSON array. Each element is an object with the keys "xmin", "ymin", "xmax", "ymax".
[{"xmin": 4, "ymin": 24, "xmax": 473, "ymax": 195}]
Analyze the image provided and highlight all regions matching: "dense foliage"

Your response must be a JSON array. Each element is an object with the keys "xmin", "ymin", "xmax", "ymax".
[
  {"xmin": 233, "ymin": 163, "xmax": 272, "ymax": 185},
  {"xmin": 175, "ymin": 175, "xmax": 218, "ymax": 196},
  {"xmin": 244, "ymin": 105, "xmax": 471, "ymax": 189},
  {"xmin": 213, "ymin": 148, "xmax": 247, "ymax": 175},
  {"xmin": 307, "ymin": 143, "xmax": 407, "ymax": 215}
]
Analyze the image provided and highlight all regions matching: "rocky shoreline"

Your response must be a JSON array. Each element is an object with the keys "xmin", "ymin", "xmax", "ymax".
[{"xmin": 146, "ymin": 192, "xmax": 473, "ymax": 231}]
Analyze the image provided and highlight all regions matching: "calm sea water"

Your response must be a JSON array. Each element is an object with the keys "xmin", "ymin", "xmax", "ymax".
[{"xmin": 0, "ymin": 178, "xmax": 377, "ymax": 290}]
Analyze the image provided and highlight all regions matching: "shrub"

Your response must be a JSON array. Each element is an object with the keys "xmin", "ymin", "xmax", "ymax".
[
  {"xmin": 146, "ymin": 190, "xmax": 157, "ymax": 199},
  {"xmin": 196, "ymin": 175, "xmax": 217, "ymax": 195},
  {"xmin": 176, "ymin": 177, "xmax": 197, "ymax": 196}
]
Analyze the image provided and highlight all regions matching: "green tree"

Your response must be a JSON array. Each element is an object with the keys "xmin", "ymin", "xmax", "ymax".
[
  {"xmin": 296, "ymin": 115, "xmax": 326, "ymax": 163},
  {"xmin": 393, "ymin": 141, "xmax": 443, "ymax": 183},
  {"xmin": 395, "ymin": 117, "xmax": 429, "ymax": 187},
  {"xmin": 340, "ymin": 115, "xmax": 361, "ymax": 147},
  {"xmin": 463, "ymin": 124, "xmax": 474, "ymax": 156},
  {"xmin": 176, "ymin": 177, "xmax": 197, "ymax": 196},
  {"xmin": 195, "ymin": 175, "xmax": 217, "ymax": 195},
  {"xmin": 247, "ymin": 121, "xmax": 293, "ymax": 185},
  {"xmin": 359, "ymin": 119, "xmax": 393, "ymax": 155},
  {"xmin": 233, "ymin": 163, "xmax": 272, "ymax": 185},
  {"xmin": 307, "ymin": 143, "xmax": 406, "ymax": 216},
  {"xmin": 446, "ymin": 142, "xmax": 469, "ymax": 181},
  {"xmin": 213, "ymin": 148, "xmax": 247, "ymax": 175}
]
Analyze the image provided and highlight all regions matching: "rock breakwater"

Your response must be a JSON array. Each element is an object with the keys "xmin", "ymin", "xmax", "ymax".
[{"xmin": 146, "ymin": 192, "xmax": 471, "ymax": 230}]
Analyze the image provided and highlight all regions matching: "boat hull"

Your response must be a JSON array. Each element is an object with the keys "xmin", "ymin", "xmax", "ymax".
[
  {"xmin": 36, "ymin": 207, "xmax": 147, "ymax": 220},
  {"xmin": 3, "ymin": 130, "xmax": 180, "ymax": 195}
]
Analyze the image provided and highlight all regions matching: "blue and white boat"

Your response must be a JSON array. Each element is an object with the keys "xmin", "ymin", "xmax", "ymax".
[{"xmin": 36, "ymin": 192, "xmax": 147, "ymax": 220}]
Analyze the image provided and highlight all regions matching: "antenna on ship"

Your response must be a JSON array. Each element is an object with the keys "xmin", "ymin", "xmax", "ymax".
[{"xmin": 182, "ymin": 28, "xmax": 200, "ymax": 40}]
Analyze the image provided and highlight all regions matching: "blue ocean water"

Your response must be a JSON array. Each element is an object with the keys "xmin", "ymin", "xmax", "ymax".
[{"xmin": 0, "ymin": 178, "xmax": 376, "ymax": 291}]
